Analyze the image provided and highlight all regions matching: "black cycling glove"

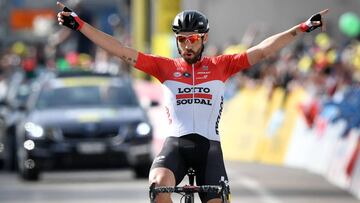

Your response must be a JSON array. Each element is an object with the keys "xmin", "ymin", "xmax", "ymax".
[
  {"xmin": 300, "ymin": 13, "xmax": 323, "ymax": 32},
  {"xmin": 61, "ymin": 7, "xmax": 84, "ymax": 31}
]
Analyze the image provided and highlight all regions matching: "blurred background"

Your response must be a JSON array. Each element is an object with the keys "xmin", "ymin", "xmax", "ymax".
[{"xmin": 1, "ymin": 0, "xmax": 360, "ymax": 202}]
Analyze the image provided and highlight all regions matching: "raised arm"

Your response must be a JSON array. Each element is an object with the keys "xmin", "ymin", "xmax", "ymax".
[
  {"xmin": 56, "ymin": 1, "xmax": 138, "ymax": 66},
  {"xmin": 246, "ymin": 9, "xmax": 329, "ymax": 66}
]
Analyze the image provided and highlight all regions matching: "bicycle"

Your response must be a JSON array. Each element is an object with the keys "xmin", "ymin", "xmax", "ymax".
[{"xmin": 149, "ymin": 167, "xmax": 231, "ymax": 203}]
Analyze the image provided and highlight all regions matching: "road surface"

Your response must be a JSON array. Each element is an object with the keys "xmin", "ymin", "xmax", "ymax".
[{"xmin": 0, "ymin": 161, "xmax": 358, "ymax": 203}]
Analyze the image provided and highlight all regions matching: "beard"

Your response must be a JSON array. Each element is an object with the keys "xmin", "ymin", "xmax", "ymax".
[{"xmin": 181, "ymin": 47, "xmax": 203, "ymax": 64}]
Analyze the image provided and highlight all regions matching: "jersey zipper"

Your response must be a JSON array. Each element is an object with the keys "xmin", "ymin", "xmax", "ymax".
[{"xmin": 192, "ymin": 63, "xmax": 195, "ymax": 132}]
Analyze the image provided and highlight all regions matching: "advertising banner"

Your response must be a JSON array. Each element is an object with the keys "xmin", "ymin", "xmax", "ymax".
[
  {"xmin": 259, "ymin": 87, "xmax": 307, "ymax": 164},
  {"xmin": 221, "ymin": 85, "xmax": 268, "ymax": 161}
]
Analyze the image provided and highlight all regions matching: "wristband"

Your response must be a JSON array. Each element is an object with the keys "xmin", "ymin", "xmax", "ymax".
[{"xmin": 300, "ymin": 22, "xmax": 310, "ymax": 32}]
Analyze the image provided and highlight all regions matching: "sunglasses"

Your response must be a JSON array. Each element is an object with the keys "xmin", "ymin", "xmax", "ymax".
[{"xmin": 176, "ymin": 34, "xmax": 204, "ymax": 44}]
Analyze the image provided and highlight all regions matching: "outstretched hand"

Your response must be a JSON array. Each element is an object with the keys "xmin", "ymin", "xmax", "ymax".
[
  {"xmin": 56, "ymin": 1, "xmax": 84, "ymax": 31},
  {"xmin": 56, "ymin": 2, "xmax": 69, "ymax": 26},
  {"xmin": 317, "ymin": 9, "xmax": 329, "ymax": 32},
  {"xmin": 301, "ymin": 9, "xmax": 329, "ymax": 32}
]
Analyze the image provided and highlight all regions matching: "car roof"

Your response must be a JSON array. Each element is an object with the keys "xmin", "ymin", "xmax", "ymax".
[
  {"xmin": 55, "ymin": 70, "xmax": 114, "ymax": 78},
  {"xmin": 34, "ymin": 70, "xmax": 133, "ymax": 89},
  {"xmin": 51, "ymin": 76, "xmax": 119, "ymax": 88}
]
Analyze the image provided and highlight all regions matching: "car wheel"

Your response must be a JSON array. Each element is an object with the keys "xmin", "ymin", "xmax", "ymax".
[
  {"xmin": 17, "ymin": 147, "xmax": 40, "ymax": 181},
  {"xmin": 0, "ymin": 119, "xmax": 6, "ymax": 169},
  {"xmin": 20, "ymin": 164, "xmax": 40, "ymax": 181},
  {"xmin": 0, "ymin": 159, "xmax": 3, "ymax": 169},
  {"xmin": 4, "ymin": 128, "xmax": 18, "ymax": 171},
  {"xmin": 133, "ymin": 163, "xmax": 151, "ymax": 179}
]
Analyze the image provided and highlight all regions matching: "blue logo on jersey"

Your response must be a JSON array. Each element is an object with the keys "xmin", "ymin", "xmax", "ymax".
[{"xmin": 183, "ymin": 72, "xmax": 191, "ymax": 78}]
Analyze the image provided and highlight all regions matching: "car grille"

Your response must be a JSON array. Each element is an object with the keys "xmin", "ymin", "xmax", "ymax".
[
  {"xmin": 62, "ymin": 131, "xmax": 118, "ymax": 139},
  {"xmin": 61, "ymin": 124, "xmax": 120, "ymax": 139}
]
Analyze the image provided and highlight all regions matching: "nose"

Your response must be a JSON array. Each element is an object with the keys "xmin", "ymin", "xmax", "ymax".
[{"xmin": 184, "ymin": 40, "xmax": 192, "ymax": 49}]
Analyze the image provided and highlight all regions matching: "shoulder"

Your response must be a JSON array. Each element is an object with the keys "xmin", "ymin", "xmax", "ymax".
[
  {"xmin": 212, "ymin": 53, "xmax": 249, "ymax": 63},
  {"xmin": 202, "ymin": 55, "xmax": 231, "ymax": 64},
  {"xmin": 138, "ymin": 52, "xmax": 173, "ymax": 61},
  {"xmin": 137, "ymin": 52, "xmax": 177, "ymax": 65}
]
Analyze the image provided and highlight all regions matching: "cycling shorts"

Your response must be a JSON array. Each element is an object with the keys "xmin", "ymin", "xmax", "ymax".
[{"xmin": 151, "ymin": 134, "xmax": 228, "ymax": 202}]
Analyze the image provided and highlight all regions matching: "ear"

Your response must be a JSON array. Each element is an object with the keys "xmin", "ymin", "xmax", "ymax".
[{"xmin": 203, "ymin": 33, "xmax": 209, "ymax": 44}]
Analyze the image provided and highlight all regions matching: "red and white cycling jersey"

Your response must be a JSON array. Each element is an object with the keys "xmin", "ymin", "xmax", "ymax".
[{"xmin": 135, "ymin": 52, "xmax": 250, "ymax": 141}]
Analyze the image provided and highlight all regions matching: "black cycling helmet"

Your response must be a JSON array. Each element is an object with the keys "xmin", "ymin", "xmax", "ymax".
[{"xmin": 172, "ymin": 10, "xmax": 210, "ymax": 34}]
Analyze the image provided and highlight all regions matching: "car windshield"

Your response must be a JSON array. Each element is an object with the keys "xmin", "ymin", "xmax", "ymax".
[{"xmin": 35, "ymin": 85, "xmax": 137, "ymax": 109}]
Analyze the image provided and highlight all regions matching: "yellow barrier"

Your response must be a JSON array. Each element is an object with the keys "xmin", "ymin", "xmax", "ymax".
[
  {"xmin": 220, "ymin": 84, "xmax": 269, "ymax": 161},
  {"xmin": 259, "ymin": 87, "xmax": 307, "ymax": 164},
  {"xmin": 221, "ymin": 84, "xmax": 307, "ymax": 164}
]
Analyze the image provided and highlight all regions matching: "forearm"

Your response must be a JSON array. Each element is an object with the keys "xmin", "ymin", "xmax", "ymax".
[
  {"xmin": 79, "ymin": 23, "xmax": 138, "ymax": 65},
  {"xmin": 246, "ymin": 24, "xmax": 303, "ymax": 65},
  {"xmin": 261, "ymin": 25, "xmax": 302, "ymax": 56},
  {"xmin": 246, "ymin": 9, "xmax": 328, "ymax": 65}
]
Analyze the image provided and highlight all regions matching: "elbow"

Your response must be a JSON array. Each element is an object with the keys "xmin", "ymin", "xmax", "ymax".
[
  {"xmin": 256, "ymin": 49, "xmax": 268, "ymax": 62},
  {"xmin": 260, "ymin": 50, "xmax": 268, "ymax": 60},
  {"xmin": 247, "ymin": 45, "xmax": 271, "ymax": 65},
  {"xmin": 262, "ymin": 45, "xmax": 276, "ymax": 59}
]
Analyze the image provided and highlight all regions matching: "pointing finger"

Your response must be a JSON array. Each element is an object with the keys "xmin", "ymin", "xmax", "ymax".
[
  {"xmin": 319, "ymin": 9, "xmax": 329, "ymax": 16},
  {"xmin": 56, "ymin": 1, "xmax": 65, "ymax": 10}
]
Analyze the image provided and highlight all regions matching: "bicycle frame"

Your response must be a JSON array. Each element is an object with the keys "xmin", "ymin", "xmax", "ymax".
[{"xmin": 149, "ymin": 168, "xmax": 231, "ymax": 203}]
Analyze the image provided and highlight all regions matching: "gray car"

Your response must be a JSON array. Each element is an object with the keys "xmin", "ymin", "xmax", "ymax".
[{"xmin": 16, "ymin": 71, "xmax": 155, "ymax": 181}]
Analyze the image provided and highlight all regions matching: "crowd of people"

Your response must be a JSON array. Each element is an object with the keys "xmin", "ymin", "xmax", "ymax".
[
  {"xmin": 209, "ymin": 32, "xmax": 358, "ymax": 99},
  {"xmin": 0, "ymin": 17, "xmax": 359, "ymax": 113}
]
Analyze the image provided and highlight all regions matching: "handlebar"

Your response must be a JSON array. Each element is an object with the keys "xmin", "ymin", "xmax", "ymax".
[
  {"xmin": 152, "ymin": 185, "xmax": 222, "ymax": 194},
  {"xmin": 149, "ymin": 180, "xmax": 230, "ymax": 202},
  {"xmin": 149, "ymin": 170, "xmax": 231, "ymax": 203}
]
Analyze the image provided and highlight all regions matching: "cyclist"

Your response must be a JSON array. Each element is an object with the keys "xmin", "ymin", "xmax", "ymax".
[{"xmin": 56, "ymin": 2, "xmax": 328, "ymax": 202}]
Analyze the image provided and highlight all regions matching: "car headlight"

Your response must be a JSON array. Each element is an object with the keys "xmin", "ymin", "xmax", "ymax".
[
  {"xmin": 136, "ymin": 122, "xmax": 151, "ymax": 136},
  {"xmin": 24, "ymin": 122, "xmax": 44, "ymax": 138}
]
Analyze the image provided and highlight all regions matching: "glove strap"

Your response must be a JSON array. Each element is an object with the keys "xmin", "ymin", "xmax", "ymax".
[{"xmin": 71, "ymin": 12, "xmax": 84, "ymax": 31}]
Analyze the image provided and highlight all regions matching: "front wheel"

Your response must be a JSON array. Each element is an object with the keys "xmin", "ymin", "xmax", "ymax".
[
  {"xmin": 221, "ymin": 191, "xmax": 231, "ymax": 203},
  {"xmin": 220, "ymin": 181, "xmax": 231, "ymax": 203},
  {"xmin": 184, "ymin": 194, "xmax": 194, "ymax": 203}
]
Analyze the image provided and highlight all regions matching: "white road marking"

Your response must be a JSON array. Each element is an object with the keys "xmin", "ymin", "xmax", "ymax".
[{"xmin": 228, "ymin": 168, "xmax": 282, "ymax": 203}]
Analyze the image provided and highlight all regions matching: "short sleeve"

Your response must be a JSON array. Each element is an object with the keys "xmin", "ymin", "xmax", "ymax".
[
  {"xmin": 215, "ymin": 52, "xmax": 251, "ymax": 80},
  {"xmin": 134, "ymin": 52, "xmax": 171, "ymax": 82}
]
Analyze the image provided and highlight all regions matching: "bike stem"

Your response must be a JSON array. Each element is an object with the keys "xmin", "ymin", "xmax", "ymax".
[{"xmin": 188, "ymin": 167, "xmax": 195, "ymax": 186}]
